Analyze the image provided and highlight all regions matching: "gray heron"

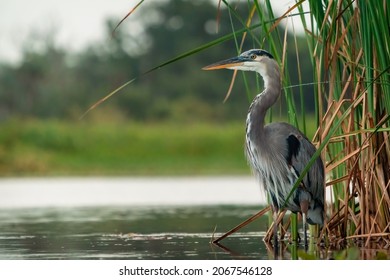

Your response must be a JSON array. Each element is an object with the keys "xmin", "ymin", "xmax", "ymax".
[{"xmin": 203, "ymin": 49, "xmax": 325, "ymax": 246}]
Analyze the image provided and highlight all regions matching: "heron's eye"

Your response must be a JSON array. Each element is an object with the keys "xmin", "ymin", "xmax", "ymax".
[{"xmin": 250, "ymin": 54, "xmax": 257, "ymax": 60}]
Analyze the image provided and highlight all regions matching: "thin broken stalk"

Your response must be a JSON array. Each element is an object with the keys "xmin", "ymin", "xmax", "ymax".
[{"xmin": 212, "ymin": 206, "xmax": 271, "ymax": 244}]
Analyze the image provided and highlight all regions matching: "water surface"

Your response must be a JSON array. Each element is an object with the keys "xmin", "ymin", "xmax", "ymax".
[
  {"xmin": 0, "ymin": 204, "xmax": 274, "ymax": 259},
  {"xmin": 0, "ymin": 178, "xmax": 387, "ymax": 260},
  {"xmin": 0, "ymin": 177, "xmax": 273, "ymax": 259},
  {"xmin": 0, "ymin": 177, "xmax": 264, "ymax": 208}
]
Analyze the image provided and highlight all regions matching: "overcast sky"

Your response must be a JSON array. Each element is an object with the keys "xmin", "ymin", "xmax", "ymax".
[
  {"xmin": 0, "ymin": 0, "xmax": 306, "ymax": 64},
  {"xmin": 0, "ymin": 0, "xmax": 136, "ymax": 63}
]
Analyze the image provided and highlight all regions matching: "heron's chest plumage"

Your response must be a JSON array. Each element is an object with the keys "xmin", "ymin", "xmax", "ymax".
[
  {"xmin": 245, "ymin": 126, "xmax": 291, "ymax": 179},
  {"xmin": 245, "ymin": 121, "xmax": 299, "ymax": 210}
]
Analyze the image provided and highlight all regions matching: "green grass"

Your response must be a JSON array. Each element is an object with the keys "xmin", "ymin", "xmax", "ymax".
[
  {"xmin": 0, "ymin": 119, "xmax": 246, "ymax": 176},
  {"xmin": 0, "ymin": 118, "xmax": 317, "ymax": 176}
]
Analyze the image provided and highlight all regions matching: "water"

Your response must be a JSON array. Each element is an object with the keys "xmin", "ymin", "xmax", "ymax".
[
  {"xmin": 0, "ymin": 205, "xmax": 271, "ymax": 259},
  {"xmin": 0, "ymin": 177, "xmax": 275, "ymax": 259},
  {"xmin": 0, "ymin": 177, "xmax": 264, "ymax": 208},
  {"xmin": 0, "ymin": 178, "xmax": 388, "ymax": 260}
]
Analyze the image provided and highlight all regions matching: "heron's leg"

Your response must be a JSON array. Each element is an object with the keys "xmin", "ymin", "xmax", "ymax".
[
  {"xmin": 273, "ymin": 211, "xmax": 278, "ymax": 244},
  {"xmin": 300, "ymin": 201, "xmax": 309, "ymax": 248},
  {"xmin": 302, "ymin": 213, "xmax": 307, "ymax": 248},
  {"xmin": 272, "ymin": 208, "xmax": 279, "ymax": 259}
]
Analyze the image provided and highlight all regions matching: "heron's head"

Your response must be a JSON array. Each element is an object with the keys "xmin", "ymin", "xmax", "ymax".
[{"xmin": 202, "ymin": 49, "xmax": 275, "ymax": 76}]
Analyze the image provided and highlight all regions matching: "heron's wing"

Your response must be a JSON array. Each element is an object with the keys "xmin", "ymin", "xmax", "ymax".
[{"xmin": 286, "ymin": 133, "xmax": 324, "ymax": 204}]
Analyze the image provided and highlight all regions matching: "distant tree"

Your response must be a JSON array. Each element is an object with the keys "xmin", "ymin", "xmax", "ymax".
[{"xmin": 0, "ymin": 0, "xmax": 315, "ymax": 122}]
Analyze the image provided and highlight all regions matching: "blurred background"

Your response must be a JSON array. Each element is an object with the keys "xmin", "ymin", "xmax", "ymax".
[
  {"xmin": 0, "ymin": 0, "xmax": 316, "ymax": 176},
  {"xmin": 1, "ymin": 0, "xmax": 389, "ymax": 260}
]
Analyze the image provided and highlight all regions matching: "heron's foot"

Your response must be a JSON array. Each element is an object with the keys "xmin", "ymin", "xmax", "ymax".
[
  {"xmin": 292, "ymin": 231, "xmax": 310, "ymax": 250},
  {"xmin": 285, "ymin": 231, "xmax": 301, "ymax": 244}
]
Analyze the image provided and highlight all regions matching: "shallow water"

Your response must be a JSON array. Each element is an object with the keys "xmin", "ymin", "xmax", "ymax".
[
  {"xmin": 0, "ymin": 177, "xmax": 264, "ymax": 208},
  {"xmin": 0, "ymin": 177, "xmax": 387, "ymax": 260},
  {"xmin": 0, "ymin": 177, "xmax": 273, "ymax": 259},
  {"xmin": 0, "ymin": 205, "xmax": 273, "ymax": 259}
]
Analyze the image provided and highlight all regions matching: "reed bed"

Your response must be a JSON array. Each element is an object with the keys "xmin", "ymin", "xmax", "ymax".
[
  {"xmin": 248, "ymin": 0, "xmax": 390, "ymax": 247},
  {"xmin": 304, "ymin": 0, "xmax": 390, "ymax": 247},
  {"xmin": 208, "ymin": 0, "xmax": 390, "ymax": 248}
]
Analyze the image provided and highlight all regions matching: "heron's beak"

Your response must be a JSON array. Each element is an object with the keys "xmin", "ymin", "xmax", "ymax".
[{"xmin": 202, "ymin": 56, "xmax": 247, "ymax": 70}]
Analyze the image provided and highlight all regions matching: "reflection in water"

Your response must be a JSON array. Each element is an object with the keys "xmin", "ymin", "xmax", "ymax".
[
  {"xmin": 0, "ymin": 205, "xmax": 274, "ymax": 259},
  {"xmin": 1, "ymin": 205, "xmax": 387, "ymax": 259}
]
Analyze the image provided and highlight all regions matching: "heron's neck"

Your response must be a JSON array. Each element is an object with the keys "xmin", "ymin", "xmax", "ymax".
[{"xmin": 246, "ymin": 65, "xmax": 281, "ymax": 141}]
